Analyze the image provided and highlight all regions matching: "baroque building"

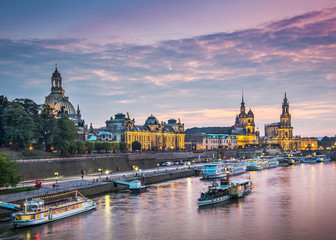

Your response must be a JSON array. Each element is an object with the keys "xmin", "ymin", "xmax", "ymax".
[
  {"xmin": 125, "ymin": 115, "xmax": 185, "ymax": 151},
  {"xmin": 232, "ymin": 92, "xmax": 260, "ymax": 147},
  {"xmin": 44, "ymin": 65, "xmax": 86, "ymax": 140},
  {"xmin": 263, "ymin": 93, "xmax": 317, "ymax": 151}
]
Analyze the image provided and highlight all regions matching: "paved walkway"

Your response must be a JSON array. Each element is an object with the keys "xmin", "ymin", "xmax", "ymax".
[{"xmin": 1, "ymin": 166, "xmax": 199, "ymax": 203}]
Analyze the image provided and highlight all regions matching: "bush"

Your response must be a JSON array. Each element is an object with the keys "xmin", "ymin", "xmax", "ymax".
[
  {"xmin": 22, "ymin": 149, "xmax": 45, "ymax": 157},
  {"xmin": 85, "ymin": 141, "xmax": 95, "ymax": 153},
  {"xmin": 68, "ymin": 141, "xmax": 77, "ymax": 155},
  {"xmin": 132, "ymin": 141, "xmax": 141, "ymax": 151}
]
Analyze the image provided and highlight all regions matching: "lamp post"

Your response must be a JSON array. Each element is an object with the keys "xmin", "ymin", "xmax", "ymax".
[
  {"xmin": 157, "ymin": 163, "xmax": 160, "ymax": 171},
  {"xmin": 98, "ymin": 168, "xmax": 102, "ymax": 180},
  {"xmin": 54, "ymin": 172, "xmax": 58, "ymax": 184},
  {"xmin": 105, "ymin": 170, "xmax": 109, "ymax": 181}
]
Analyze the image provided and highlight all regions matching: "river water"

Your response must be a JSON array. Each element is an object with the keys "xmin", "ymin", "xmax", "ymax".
[{"xmin": 1, "ymin": 162, "xmax": 336, "ymax": 240}]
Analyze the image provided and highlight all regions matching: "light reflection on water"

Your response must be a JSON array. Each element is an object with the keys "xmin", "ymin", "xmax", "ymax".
[{"xmin": 1, "ymin": 163, "xmax": 336, "ymax": 240}]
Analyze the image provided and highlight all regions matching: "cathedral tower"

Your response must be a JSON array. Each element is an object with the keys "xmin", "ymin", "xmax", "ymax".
[{"xmin": 278, "ymin": 93, "xmax": 293, "ymax": 138}]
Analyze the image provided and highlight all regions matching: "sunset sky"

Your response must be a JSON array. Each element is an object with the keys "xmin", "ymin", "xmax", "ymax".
[{"xmin": 1, "ymin": 0, "xmax": 335, "ymax": 137}]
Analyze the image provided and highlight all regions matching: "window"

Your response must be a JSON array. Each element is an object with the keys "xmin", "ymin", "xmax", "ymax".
[
  {"xmin": 52, "ymin": 210, "xmax": 56, "ymax": 215},
  {"xmin": 79, "ymin": 204, "xmax": 82, "ymax": 208},
  {"xmin": 16, "ymin": 216, "xmax": 22, "ymax": 220},
  {"xmin": 44, "ymin": 212, "xmax": 48, "ymax": 217},
  {"xmin": 31, "ymin": 215, "xmax": 35, "ymax": 220},
  {"xmin": 56, "ymin": 209, "xmax": 60, "ymax": 214},
  {"xmin": 36, "ymin": 214, "xmax": 41, "ymax": 219},
  {"xmin": 22, "ymin": 215, "xmax": 29, "ymax": 221}
]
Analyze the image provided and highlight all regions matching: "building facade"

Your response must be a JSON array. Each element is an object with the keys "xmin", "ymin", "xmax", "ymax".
[
  {"xmin": 125, "ymin": 116, "xmax": 185, "ymax": 151},
  {"xmin": 263, "ymin": 93, "xmax": 317, "ymax": 151},
  {"xmin": 232, "ymin": 92, "xmax": 260, "ymax": 147},
  {"xmin": 203, "ymin": 134, "xmax": 238, "ymax": 150}
]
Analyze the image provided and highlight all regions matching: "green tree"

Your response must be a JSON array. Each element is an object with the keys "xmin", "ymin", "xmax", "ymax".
[
  {"xmin": 51, "ymin": 115, "xmax": 77, "ymax": 154},
  {"xmin": 119, "ymin": 141, "xmax": 128, "ymax": 151},
  {"xmin": 3, "ymin": 103, "xmax": 35, "ymax": 149},
  {"xmin": 111, "ymin": 141, "xmax": 120, "ymax": 152},
  {"xmin": 0, "ymin": 95, "xmax": 10, "ymax": 146},
  {"xmin": 319, "ymin": 136, "xmax": 333, "ymax": 149},
  {"xmin": 85, "ymin": 141, "xmax": 95, "ymax": 153},
  {"xmin": 102, "ymin": 141, "xmax": 112, "ymax": 153},
  {"xmin": 132, "ymin": 141, "xmax": 142, "ymax": 151},
  {"xmin": 76, "ymin": 140, "xmax": 85, "ymax": 154},
  {"xmin": 95, "ymin": 141, "xmax": 104, "ymax": 152},
  {"xmin": 0, "ymin": 152, "xmax": 21, "ymax": 187},
  {"xmin": 38, "ymin": 104, "xmax": 56, "ymax": 151},
  {"xmin": 68, "ymin": 141, "xmax": 77, "ymax": 155}
]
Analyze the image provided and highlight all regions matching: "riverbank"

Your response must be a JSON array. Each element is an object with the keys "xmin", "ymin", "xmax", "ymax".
[{"xmin": 0, "ymin": 167, "xmax": 198, "ymax": 218}]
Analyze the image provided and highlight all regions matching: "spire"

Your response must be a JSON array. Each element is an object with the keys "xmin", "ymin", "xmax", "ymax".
[
  {"xmin": 241, "ymin": 90, "xmax": 245, "ymax": 106},
  {"xmin": 283, "ymin": 92, "xmax": 288, "ymax": 105},
  {"xmin": 55, "ymin": 63, "xmax": 58, "ymax": 71}
]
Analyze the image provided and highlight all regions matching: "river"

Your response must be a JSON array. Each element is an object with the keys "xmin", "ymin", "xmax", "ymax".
[{"xmin": 1, "ymin": 162, "xmax": 336, "ymax": 240}]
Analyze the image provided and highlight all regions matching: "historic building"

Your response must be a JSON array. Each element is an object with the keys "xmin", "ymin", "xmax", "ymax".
[
  {"xmin": 44, "ymin": 65, "xmax": 86, "ymax": 140},
  {"xmin": 263, "ymin": 93, "xmax": 317, "ymax": 151},
  {"xmin": 232, "ymin": 92, "xmax": 260, "ymax": 147},
  {"xmin": 202, "ymin": 134, "xmax": 238, "ymax": 150},
  {"xmin": 125, "ymin": 115, "xmax": 185, "ymax": 151}
]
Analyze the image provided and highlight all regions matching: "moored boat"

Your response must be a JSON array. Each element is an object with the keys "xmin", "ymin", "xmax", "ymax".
[
  {"xmin": 228, "ymin": 162, "xmax": 247, "ymax": 175},
  {"xmin": 246, "ymin": 160, "xmax": 264, "ymax": 171},
  {"xmin": 201, "ymin": 161, "xmax": 227, "ymax": 179},
  {"xmin": 198, "ymin": 178, "xmax": 232, "ymax": 207},
  {"xmin": 315, "ymin": 155, "xmax": 331, "ymax": 162},
  {"xmin": 12, "ymin": 191, "xmax": 97, "ymax": 228},
  {"xmin": 301, "ymin": 156, "xmax": 317, "ymax": 163}
]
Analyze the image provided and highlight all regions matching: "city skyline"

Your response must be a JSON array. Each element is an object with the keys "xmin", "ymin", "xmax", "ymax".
[{"xmin": 1, "ymin": 1, "xmax": 335, "ymax": 137}]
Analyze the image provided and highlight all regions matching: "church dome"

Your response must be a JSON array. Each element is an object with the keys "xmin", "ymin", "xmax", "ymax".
[
  {"xmin": 55, "ymin": 98, "xmax": 76, "ymax": 116},
  {"xmin": 145, "ymin": 114, "xmax": 160, "ymax": 125}
]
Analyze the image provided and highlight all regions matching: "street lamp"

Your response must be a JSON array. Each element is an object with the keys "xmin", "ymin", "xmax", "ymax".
[
  {"xmin": 98, "ymin": 168, "xmax": 102, "ymax": 180},
  {"xmin": 157, "ymin": 163, "xmax": 160, "ymax": 171},
  {"xmin": 105, "ymin": 170, "xmax": 109, "ymax": 181},
  {"xmin": 54, "ymin": 172, "xmax": 59, "ymax": 184}
]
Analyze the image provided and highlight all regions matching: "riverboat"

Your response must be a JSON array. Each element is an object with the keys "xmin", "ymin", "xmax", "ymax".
[
  {"xmin": 229, "ymin": 179, "xmax": 252, "ymax": 198},
  {"xmin": 198, "ymin": 178, "xmax": 232, "ymax": 206},
  {"xmin": 264, "ymin": 159, "xmax": 279, "ymax": 169},
  {"xmin": 315, "ymin": 155, "xmax": 331, "ymax": 162},
  {"xmin": 301, "ymin": 156, "xmax": 317, "ymax": 163},
  {"xmin": 246, "ymin": 160, "xmax": 264, "ymax": 171},
  {"xmin": 228, "ymin": 162, "xmax": 247, "ymax": 175},
  {"xmin": 12, "ymin": 191, "xmax": 97, "ymax": 228},
  {"xmin": 201, "ymin": 161, "xmax": 227, "ymax": 179},
  {"xmin": 198, "ymin": 177, "xmax": 252, "ymax": 207}
]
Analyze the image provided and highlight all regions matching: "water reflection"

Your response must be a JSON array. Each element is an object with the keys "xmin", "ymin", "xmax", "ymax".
[{"xmin": 1, "ymin": 163, "xmax": 336, "ymax": 240}]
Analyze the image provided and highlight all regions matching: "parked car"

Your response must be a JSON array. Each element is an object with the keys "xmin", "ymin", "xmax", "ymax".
[{"xmin": 162, "ymin": 161, "xmax": 173, "ymax": 166}]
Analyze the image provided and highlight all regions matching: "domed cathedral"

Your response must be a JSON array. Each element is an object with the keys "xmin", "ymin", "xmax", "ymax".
[
  {"xmin": 44, "ymin": 65, "xmax": 86, "ymax": 140},
  {"xmin": 233, "ymin": 91, "xmax": 260, "ymax": 147},
  {"xmin": 263, "ymin": 93, "xmax": 317, "ymax": 151}
]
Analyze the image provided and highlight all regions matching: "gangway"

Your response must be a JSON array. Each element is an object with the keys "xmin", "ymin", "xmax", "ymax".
[{"xmin": 0, "ymin": 201, "xmax": 22, "ymax": 212}]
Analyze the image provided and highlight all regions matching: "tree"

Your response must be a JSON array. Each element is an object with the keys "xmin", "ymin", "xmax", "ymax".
[
  {"xmin": 85, "ymin": 141, "xmax": 95, "ymax": 153},
  {"xmin": 319, "ymin": 136, "xmax": 333, "ymax": 149},
  {"xmin": 111, "ymin": 141, "xmax": 120, "ymax": 152},
  {"xmin": 102, "ymin": 141, "xmax": 112, "ymax": 153},
  {"xmin": 38, "ymin": 104, "xmax": 56, "ymax": 151},
  {"xmin": 119, "ymin": 141, "xmax": 128, "ymax": 151},
  {"xmin": 95, "ymin": 141, "xmax": 104, "ymax": 152},
  {"xmin": 76, "ymin": 140, "xmax": 85, "ymax": 154},
  {"xmin": 68, "ymin": 141, "xmax": 77, "ymax": 155},
  {"xmin": 0, "ymin": 152, "xmax": 21, "ymax": 187},
  {"xmin": 132, "ymin": 141, "xmax": 142, "ymax": 151},
  {"xmin": 3, "ymin": 103, "xmax": 35, "ymax": 149},
  {"xmin": 0, "ymin": 95, "xmax": 9, "ymax": 145},
  {"xmin": 51, "ymin": 115, "xmax": 77, "ymax": 154}
]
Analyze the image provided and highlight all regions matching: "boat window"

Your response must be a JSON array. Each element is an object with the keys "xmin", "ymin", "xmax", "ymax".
[
  {"xmin": 61, "ymin": 208, "xmax": 64, "ymax": 213},
  {"xmin": 72, "ymin": 205, "xmax": 75, "ymax": 210},
  {"xmin": 31, "ymin": 214, "xmax": 35, "ymax": 220},
  {"xmin": 16, "ymin": 215, "xmax": 22, "ymax": 220},
  {"xmin": 68, "ymin": 207, "xmax": 71, "ymax": 211},
  {"xmin": 36, "ymin": 214, "xmax": 40, "ymax": 219},
  {"xmin": 44, "ymin": 212, "xmax": 48, "ymax": 217},
  {"xmin": 52, "ymin": 210, "xmax": 56, "ymax": 215},
  {"xmin": 22, "ymin": 215, "xmax": 30, "ymax": 221},
  {"xmin": 56, "ymin": 209, "xmax": 60, "ymax": 214},
  {"xmin": 79, "ymin": 204, "xmax": 82, "ymax": 208}
]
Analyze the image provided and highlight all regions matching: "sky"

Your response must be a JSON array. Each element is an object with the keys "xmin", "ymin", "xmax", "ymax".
[{"xmin": 0, "ymin": 0, "xmax": 335, "ymax": 137}]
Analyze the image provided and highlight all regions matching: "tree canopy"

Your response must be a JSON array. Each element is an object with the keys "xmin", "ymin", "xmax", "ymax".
[
  {"xmin": 2, "ymin": 102, "xmax": 35, "ymax": 149},
  {"xmin": 132, "ymin": 141, "xmax": 142, "ymax": 151},
  {"xmin": 51, "ymin": 115, "xmax": 77, "ymax": 154},
  {"xmin": 0, "ymin": 152, "xmax": 21, "ymax": 187}
]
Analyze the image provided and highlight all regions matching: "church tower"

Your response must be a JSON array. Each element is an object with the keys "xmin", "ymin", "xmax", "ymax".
[
  {"xmin": 278, "ymin": 93, "xmax": 293, "ymax": 138},
  {"xmin": 238, "ymin": 90, "xmax": 247, "ymax": 125},
  {"xmin": 51, "ymin": 64, "xmax": 62, "ymax": 93}
]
